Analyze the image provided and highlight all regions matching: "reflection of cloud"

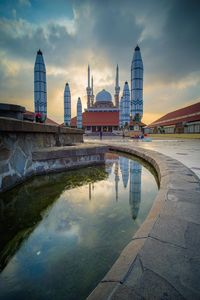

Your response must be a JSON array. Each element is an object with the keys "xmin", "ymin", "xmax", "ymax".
[{"xmin": 64, "ymin": 181, "xmax": 115, "ymax": 214}]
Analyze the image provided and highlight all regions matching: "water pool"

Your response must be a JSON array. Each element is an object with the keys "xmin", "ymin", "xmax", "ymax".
[{"xmin": 0, "ymin": 152, "xmax": 158, "ymax": 300}]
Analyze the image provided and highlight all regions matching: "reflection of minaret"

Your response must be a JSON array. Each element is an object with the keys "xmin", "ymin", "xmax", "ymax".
[
  {"xmin": 114, "ymin": 64, "xmax": 120, "ymax": 108},
  {"xmin": 129, "ymin": 161, "xmax": 142, "ymax": 220},
  {"xmin": 114, "ymin": 161, "xmax": 119, "ymax": 201},
  {"xmin": 89, "ymin": 183, "xmax": 91, "ymax": 200},
  {"xmin": 119, "ymin": 156, "xmax": 129, "ymax": 188}
]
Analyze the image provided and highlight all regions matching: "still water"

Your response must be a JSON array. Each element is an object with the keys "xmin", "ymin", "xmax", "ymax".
[{"xmin": 0, "ymin": 153, "xmax": 158, "ymax": 300}]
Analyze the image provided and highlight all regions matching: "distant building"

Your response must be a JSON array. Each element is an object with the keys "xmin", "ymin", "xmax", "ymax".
[
  {"xmin": 146, "ymin": 102, "xmax": 200, "ymax": 134},
  {"xmin": 70, "ymin": 46, "xmax": 145, "ymax": 133}
]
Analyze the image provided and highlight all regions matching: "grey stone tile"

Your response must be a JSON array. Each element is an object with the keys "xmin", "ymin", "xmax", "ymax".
[
  {"xmin": 126, "ymin": 268, "xmax": 185, "ymax": 300},
  {"xmin": 161, "ymin": 201, "xmax": 200, "ymax": 224},
  {"xmin": 111, "ymin": 284, "xmax": 144, "ymax": 300},
  {"xmin": 149, "ymin": 215, "xmax": 188, "ymax": 248},
  {"xmin": 140, "ymin": 237, "xmax": 200, "ymax": 299},
  {"xmin": 167, "ymin": 189, "xmax": 200, "ymax": 204}
]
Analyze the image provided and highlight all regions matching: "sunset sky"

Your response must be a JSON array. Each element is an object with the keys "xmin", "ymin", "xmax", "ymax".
[{"xmin": 0, "ymin": 0, "xmax": 200, "ymax": 124}]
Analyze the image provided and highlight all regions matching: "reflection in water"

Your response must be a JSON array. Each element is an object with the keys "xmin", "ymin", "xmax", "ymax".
[
  {"xmin": 114, "ymin": 161, "xmax": 120, "ymax": 201},
  {"xmin": 119, "ymin": 156, "xmax": 129, "ymax": 188},
  {"xmin": 0, "ymin": 167, "xmax": 108, "ymax": 271},
  {"xmin": 129, "ymin": 161, "xmax": 142, "ymax": 220},
  {"xmin": 0, "ymin": 153, "xmax": 158, "ymax": 300}
]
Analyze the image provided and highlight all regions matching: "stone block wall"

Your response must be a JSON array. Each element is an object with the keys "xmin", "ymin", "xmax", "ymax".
[{"xmin": 0, "ymin": 117, "xmax": 105, "ymax": 192}]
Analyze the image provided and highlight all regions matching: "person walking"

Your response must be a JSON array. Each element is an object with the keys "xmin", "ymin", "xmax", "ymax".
[{"xmin": 100, "ymin": 130, "xmax": 103, "ymax": 140}]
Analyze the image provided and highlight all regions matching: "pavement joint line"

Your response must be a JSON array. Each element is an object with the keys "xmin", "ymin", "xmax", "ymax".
[
  {"xmin": 148, "ymin": 235, "xmax": 187, "ymax": 250},
  {"xmin": 144, "ymin": 267, "xmax": 187, "ymax": 300}
]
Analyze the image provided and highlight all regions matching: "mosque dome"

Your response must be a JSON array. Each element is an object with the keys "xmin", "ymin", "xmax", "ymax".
[{"xmin": 96, "ymin": 89, "xmax": 112, "ymax": 102}]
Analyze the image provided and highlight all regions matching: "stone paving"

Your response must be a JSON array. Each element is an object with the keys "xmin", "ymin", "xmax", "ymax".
[
  {"xmin": 85, "ymin": 137, "xmax": 200, "ymax": 178},
  {"xmin": 85, "ymin": 139, "xmax": 200, "ymax": 300}
]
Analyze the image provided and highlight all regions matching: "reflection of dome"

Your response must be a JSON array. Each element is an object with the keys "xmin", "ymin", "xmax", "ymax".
[{"xmin": 96, "ymin": 89, "xmax": 112, "ymax": 102}]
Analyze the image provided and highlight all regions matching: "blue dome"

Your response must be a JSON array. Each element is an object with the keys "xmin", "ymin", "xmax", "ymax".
[{"xmin": 96, "ymin": 89, "xmax": 112, "ymax": 102}]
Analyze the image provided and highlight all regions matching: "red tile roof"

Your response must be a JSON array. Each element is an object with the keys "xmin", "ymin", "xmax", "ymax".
[
  {"xmin": 148, "ymin": 102, "xmax": 200, "ymax": 127},
  {"xmin": 24, "ymin": 111, "xmax": 59, "ymax": 126},
  {"xmin": 71, "ymin": 111, "xmax": 119, "ymax": 127}
]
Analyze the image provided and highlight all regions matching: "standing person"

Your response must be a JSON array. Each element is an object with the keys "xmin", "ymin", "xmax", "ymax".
[
  {"xmin": 100, "ymin": 130, "xmax": 103, "ymax": 140},
  {"xmin": 122, "ymin": 130, "xmax": 125, "ymax": 139}
]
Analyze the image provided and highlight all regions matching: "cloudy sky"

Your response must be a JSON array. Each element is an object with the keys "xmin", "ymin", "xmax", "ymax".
[{"xmin": 0, "ymin": 0, "xmax": 200, "ymax": 124}]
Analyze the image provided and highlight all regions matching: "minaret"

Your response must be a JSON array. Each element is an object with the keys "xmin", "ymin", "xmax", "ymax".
[
  {"xmin": 131, "ymin": 45, "xmax": 143, "ymax": 121},
  {"xmin": 64, "ymin": 82, "xmax": 71, "ymax": 126},
  {"xmin": 90, "ymin": 76, "xmax": 95, "ymax": 107},
  {"xmin": 119, "ymin": 96, "xmax": 123, "ymax": 128},
  {"xmin": 77, "ymin": 97, "xmax": 82, "ymax": 129},
  {"xmin": 34, "ymin": 49, "xmax": 47, "ymax": 120},
  {"xmin": 114, "ymin": 64, "xmax": 120, "ymax": 108},
  {"xmin": 86, "ymin": 65, "xmax": 91, "ymax": 109},
  {"xmin": 129, "ymin": 161, "xmax": 142, "ymax": 220},
  {"xmin": 122, "ymin": 81, "xmax": 130, "ymax": 126}
]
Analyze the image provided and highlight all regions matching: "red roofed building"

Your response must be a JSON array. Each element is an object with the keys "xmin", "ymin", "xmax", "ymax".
[
  {"xmin": 71, "ymin": 111, "xmax": 119, "ymax": 132},
  {"xmin": 146, "ymin": 102, "xmax": 200, "ymax": 134}
]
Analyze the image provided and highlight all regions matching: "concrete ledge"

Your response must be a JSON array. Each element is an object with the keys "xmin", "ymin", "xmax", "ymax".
[
  {"xmin": 0, "ymin": 143, "xmax": 108, "ymax": 192},
  {"xmin": 87, "ymin": 145, "xmax": 200, "ymax": 300},
  {"xmin": 0, "ymin": 117, "xmax": 83, "ymax": 134},
  {"xmin": 32, "ymin": 144, "xmax": 108, "ymax": 161}
]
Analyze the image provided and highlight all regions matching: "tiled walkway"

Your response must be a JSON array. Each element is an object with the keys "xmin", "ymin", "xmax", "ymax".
[{"xmin": 85, "ymin": 137, "xmax": 200, "ymax": 178}]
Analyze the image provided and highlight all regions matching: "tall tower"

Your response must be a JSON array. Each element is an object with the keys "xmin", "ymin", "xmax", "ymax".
[
  {"xmin": 114, "ymin": 64, "xmax": 120, "ymax": 108},
  {"xmin": 34, "ymin": 49, "xmax": 47, "ymax": 119},
  {"xmin": 122, "ymin": 81, "xmax": 130, "ymax": 126},
  {"xmin": 64, "ymin": 82, "xmax": 71, "ymax": 126},
  {"xmin": 77, "ymin": 97, "xmax": 82, "ymax": 129},
  {"xmin": 86, "ymin": 65, "xmax": 91, "ymax": 109},
  {"xmin": 119, "ymin": 96, "xmax": 123, "ymax": 127},
  {"xmin": 131, "ymin": 45, "xmax": 143, "ymax": 121},
  {"xmin": 90, "ymin": 76, "xmax": 95, "ymax": 107},
  {"xmin": 129, "ymin": 161, "xmax": 142, "ymax": 220}
]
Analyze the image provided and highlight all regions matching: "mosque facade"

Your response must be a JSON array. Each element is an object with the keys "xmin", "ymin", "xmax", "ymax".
[{"xmin": 70, "ymin": 45, "xmax": 145, "ymax": 132}]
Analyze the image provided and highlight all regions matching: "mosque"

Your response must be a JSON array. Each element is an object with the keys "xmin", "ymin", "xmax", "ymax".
[
  {"xmin": 33, "ymin": 45, "xmax": 145, "ymax": 133},
  {"xmin": 70, "ymin": 45, "xmax": 145, "ymax": 132}
]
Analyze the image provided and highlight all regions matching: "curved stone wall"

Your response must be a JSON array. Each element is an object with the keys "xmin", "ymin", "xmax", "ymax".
[
  {"xmin": 87, "ymin": 145, "xmax": 200, "ymax": 300},
  {"xmin": 0, "ymin": 117, "xmax": 109, "ymax": 192}
]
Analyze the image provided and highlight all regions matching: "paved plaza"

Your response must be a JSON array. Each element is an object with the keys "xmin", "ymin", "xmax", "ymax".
[{"xmin": 85, "ymin": 136, "xmax": 200, "ymax": 178}]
